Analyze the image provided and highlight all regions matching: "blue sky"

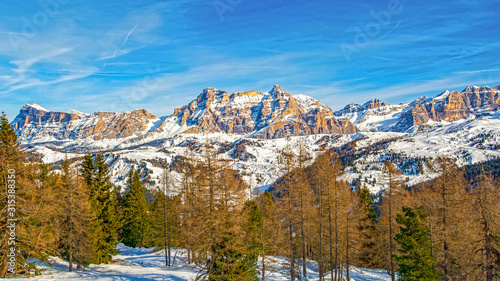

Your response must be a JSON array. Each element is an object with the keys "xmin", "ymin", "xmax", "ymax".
[{"xmin": 1, "ymin": 0, "xmax": 499, "ymax": 119}]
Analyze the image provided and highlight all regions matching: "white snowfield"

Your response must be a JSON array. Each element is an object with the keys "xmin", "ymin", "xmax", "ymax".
[{"xmin": 18, "ymin": 244, "xmax": 391, "ymax": 281}]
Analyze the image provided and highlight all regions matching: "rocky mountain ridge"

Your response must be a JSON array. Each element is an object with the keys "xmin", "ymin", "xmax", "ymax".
[
  {"xmin": 170, "ymin": 85, "xmax": 358, "ymax": 138},
  {"xmin": 334, "ymin": 85, "xmax": 500, "ymax": 132},
  {"xmin": 12, "ymin": 103, "xmax": 158, "ymax": 143},
  {"xmin": 13, "ymin": 85, "xmax": 358, "ymax": 146},
  {"xmin": 396, "ymin": 85, "xmax": 500, "ymax": 130}
]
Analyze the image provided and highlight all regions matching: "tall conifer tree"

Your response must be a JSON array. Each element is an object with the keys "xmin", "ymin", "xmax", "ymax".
[
  {"xmin": 122, "ymin": 168, "xmax": 153, "ymax": 248},
  {"xmin": 357, "ymin": 184, "xmax": 379, "ymax": 267},
  {"xmin": 393, "ymin": 206, "xmax": 440, "ymax": 280},
  {"xmin": 81, "ymin": 153, "xmax": 120, "ymax": 264}
]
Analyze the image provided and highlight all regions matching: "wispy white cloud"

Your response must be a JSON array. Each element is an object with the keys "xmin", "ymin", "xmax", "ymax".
[
  {"xmin": 1, "ymin": 68, "xmax": 96, "ymax": 94},
  {"xmin": 122, "ymin": 23, "xmax": 139, "ymax": 47},
  {"xmin": 0, "ymin": 47, "xmax": 75, "ymax": 90}
]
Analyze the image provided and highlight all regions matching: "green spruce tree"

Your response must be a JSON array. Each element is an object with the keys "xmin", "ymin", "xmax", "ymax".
[
  {"xmin": 122, "ymin": 168, "xmax": 153, "ymax": 248},
  {"xmin": 393, "ymin": 206, "xmax": 440, "ymax": 281},
  {"xmin": 81, "ymin": 153, "xmax": 120, "ymax": 264},
  {"xmin": 242, "ymin": 200, "xmax": 262, "ymax": 280},
  {"xmin": 357, "ymin": 184, "xmax": 379, "ymax": 267}
]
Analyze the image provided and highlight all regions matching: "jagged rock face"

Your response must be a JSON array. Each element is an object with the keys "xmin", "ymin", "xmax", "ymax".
[
  {"xmin": 171, "ymin": 85, "xmax": 358, "ymax": 138},
  {"xmin": 400, "ymin": 86, "xmax": 500, "ymax": 128},
  {"xmin": 365, "ymin": 99, "xmax": 387, "ymax": 110},
  {"xmin": 13, "ymin": 104, "xmax": 158, "ymax": 143},
  {"xmin": 13, "ymin": 86, "xmax": 358, "ymax": 145},
  {"xmin": 334, "ymin": 99, "xmax": 390, "ymax": 118}
]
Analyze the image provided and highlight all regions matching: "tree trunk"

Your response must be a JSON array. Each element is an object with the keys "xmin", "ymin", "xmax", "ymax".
[
  {"xmin": 262, "ymin": 238, "xmax": 266, "ymax": 281},
  {"xmin": 69, "ymin": 180, "xmax": 74, "ymax": 272},
  {"xmin": 163, "ymin": 191, "xmax": 170, "ymax": 266},
  {"xmin": 69, "ymin": 245, "xmax": 73, "ymax": 272},
  {"xmin": 389, "ymin": 179, "xmax": 395, "ymax": 281},
  {"xmin": 301, "ymin": 188, "xmax": 307, "ymax": 280},
  {"xmin": 328, "ymin": 193, "xmax": 334, "ymax": 281},
  {"xmin": 485, "ymin": 220, "xmax": 493, "ymax": 281},
  {"xmin": 167, "ymin": 210, "xmax": 171, "ymax": 267},
  {"xmin": 319, "ymin": 186, "xmax": 324, "ymax": 281},
  {"xmin": 346, "ymin": 211, "xmax": 350, "ymax": 281},
  {"xmin": 289, "ymin": 210, "xmax": 295, "ymax": 281},
  {"xmin": 335, "ymin": 182, "xmax": 339, "ymax": 281},
  {"xmin": 442, "ymin": 182, "xmax": 449, "ymax": 281}
]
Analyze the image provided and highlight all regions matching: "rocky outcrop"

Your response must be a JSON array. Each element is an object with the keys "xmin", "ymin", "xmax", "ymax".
[
  {"xmin": 171, "ymin": 85, "xmax": 358, "ymax": 138},
  {"xmin": 13, "ymin": 103, "xmax": 157, "ymax": 142},
  {"xmin": 365, "ymin": 99, "xmax": 387, "ymax": 110},
  {"xmin": 398, "ymin": 86, "xmax": 500, "ymax": 130}
]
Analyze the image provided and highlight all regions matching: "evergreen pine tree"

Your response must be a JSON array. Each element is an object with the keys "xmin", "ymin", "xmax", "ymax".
[
  {"xmin": 377, "ymin": 161, "xmax": 408, "ymax": 281},
  {"xmin": 359, "ymin": 185, "xmax": 377, "ymax": 223},
  {"xmin": 122, "ymin": 168, "xmax": 153, "ymax": 248},
  {"xmin": 357, "ymin": 184, "xmax": 379, "ymax": 267},
  {"xmin": 427, "ymin": 157, "xmax": 469, "ymax": 280},
  {"xmin": 242, "ymin": 200, "xmax": 262, "ymax": 279},
  {"xmin": 393, "ymin": 206, "xmax": 440, "ymax": 281},
  {"xmin": 151, "ymin": 165, "xmax": 179, "ymax": 266},
  {"xmin": 82, "ymin": 153, "xmax": 120, "ymax": 264}
]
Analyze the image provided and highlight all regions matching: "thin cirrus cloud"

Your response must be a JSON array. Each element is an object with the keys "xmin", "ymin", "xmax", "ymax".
[{"xmin": 0, "ymin": 0, "xmax": 499, "ymax": 120}]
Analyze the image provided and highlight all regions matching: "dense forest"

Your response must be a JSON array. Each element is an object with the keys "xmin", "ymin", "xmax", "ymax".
[{"xmin": 1, "ymin": 113, "xmax": 500, "ymax": 280}]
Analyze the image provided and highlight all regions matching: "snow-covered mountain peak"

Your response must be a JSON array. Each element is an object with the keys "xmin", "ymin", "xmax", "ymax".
[
  {"xmin": 462, "ymin": 84, "xmax": 500, "ymax": 94},
  {"xmin": 432, "ymin": 90, "xmax": 451, "ymax": 102},
  {"xmin": 12, "ymin": 84, "xmax": 500, "ymax": 196},
  {"xmin": 67, "ymin": 109, "xmax": 88, "ymax": 117},
  {"xmin": 293, "ymin": 94, "xmax": 328, "ymax": 113},
  {"xmin": 269, "ymin": 84, "xmax": 286, "ymax": 96},
  {"xmin": 169, "ymin": 86, "xmax": 357, "ymax": 138},
  {"xmin": 362, "ymin": 98, "xmax": 386, "ymax": 109},
  {"xmin": 23, "ymin": 102, "xmax": 49, "ymax": 112}
]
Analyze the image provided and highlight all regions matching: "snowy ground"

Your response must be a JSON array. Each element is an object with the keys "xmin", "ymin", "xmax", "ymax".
[{"xmin": 15, "ymin": 244, "xmax": 391, "ymax": 281}]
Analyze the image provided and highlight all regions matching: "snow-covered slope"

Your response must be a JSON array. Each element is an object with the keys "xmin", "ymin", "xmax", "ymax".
[
  {"xmin": 334, "ymin": 99, "xmax": 407, "ymax": 132},
  {"xmin": 342, "ymin": 114, "xmax": 500, "ymax": 193},
  {"xmin": 33, "ymin": 244, "xmax": 392, "ymax": 280}
]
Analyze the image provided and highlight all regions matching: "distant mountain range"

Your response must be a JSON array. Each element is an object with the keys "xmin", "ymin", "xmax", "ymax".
[
  {"xmin": 11, "ymin": 84, "xmax": 500, "ymax": 193},
  {"xmin": 334, "ymin": 85, "xmax": 500, "ymax": 132},
  {"xmin": 12, "ymin": 85, "xmax": 359, "ymax": 148},
  {"xmin": 13, "ymin": 85, "xmax": 500, "ymax": 147}
]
